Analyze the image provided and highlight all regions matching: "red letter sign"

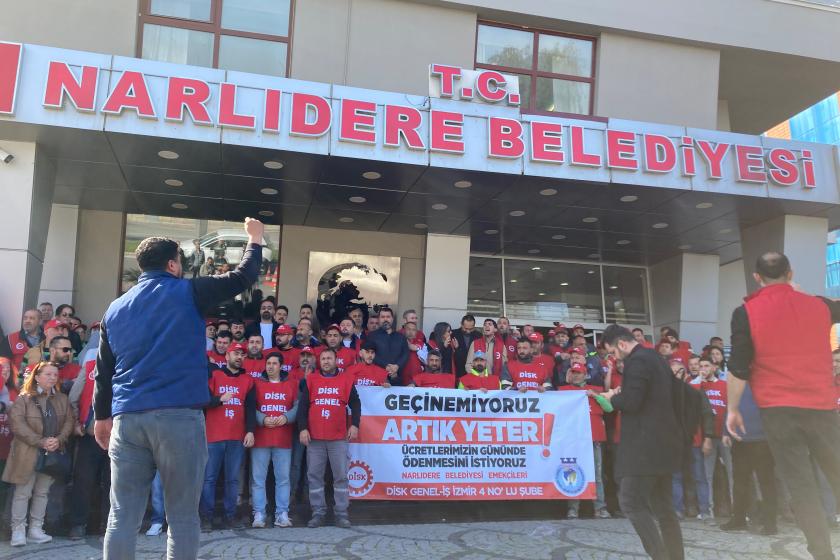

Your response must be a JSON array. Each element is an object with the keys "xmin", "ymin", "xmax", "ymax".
[
  {"xmin": 430, "ymin": 64, "xmax": 461, "ymax": 98},
  {"xmin": 801, "ymin": 149, "xmax": 816, "ymax": 188},
  {"xmin": 643, "ymin": 134, "xmax": 677, "ymax": 173},
  {"xmin": 263, "ymin": 89, "xmax": 282, "ymax": 133},
  {"xmin": 218, "ymin": 83, "xmax": 255, "ymax": 129},
  {"xmin": 289, "ymin": 93, "xmax": 331, "ymax": 137},
  {"xmin": 767, "ymin": 148, "xmax": 799, "ymax": 186},
  {"xmin": 530, "ymin": 121, "xmax": 564, "ymax": 163},
  {"xmin": 0, "ymin": 42, "xmax": 22, "ymax": 115},
  {"xmin": 606, "ymin": 130, "xmax": 638, "ymax": 170},
  {"xmin": 430, "ymin": 110, "xmax": 464, "ymax": 153},
  {"xmin": 696, "ymin": 140, "xmax": 730, "ymax": 179},
  {"xmin": 339, "ymin": 99, "xmax": 377, "ymax": 144},
  {"xmin": 384, "ymin": 105, "xmax": 425, "ymax": 149},
  {"xmin": 488, "ymin": 117, "xmax": 524, "ymax": 158},
  {"xmin": 569, "ymin": 125, "xmax": 601, "ymax": 167},
  {"xmin": 43, "ymin": 61, "xmax": 98, "ymax": 112},
  {"xmin": 475, "ymin": 70, "xmax": 507, "ymax": 103},
  {"xmin": 735, "ymin": 145, "xmax": 767, "ymax": 183},
  {"xmin": 101, "ymin": 71, "xmax": 156, "ymax": 118},
  {"xmin": 165, "ymin": 77, "xmax": 212, "ymax": 125}
]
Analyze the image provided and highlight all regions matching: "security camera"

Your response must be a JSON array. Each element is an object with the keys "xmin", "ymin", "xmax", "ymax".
[{"xmin": 0, "ymin": 148, "xmax": 13, "ymax": 164}]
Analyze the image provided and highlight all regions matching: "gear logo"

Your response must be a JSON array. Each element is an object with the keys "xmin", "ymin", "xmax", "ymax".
[{"xmin": 347, "ymin": 460, "xmax": 374, "ymax": 497}]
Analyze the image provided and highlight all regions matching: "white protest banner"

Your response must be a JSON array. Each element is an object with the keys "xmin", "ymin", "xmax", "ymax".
[{"xmin": 348, "ymin": 387, "xmax": 595, "ymax": 501}]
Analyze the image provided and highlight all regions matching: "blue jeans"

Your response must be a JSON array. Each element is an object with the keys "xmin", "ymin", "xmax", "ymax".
[
  {"xmin": 151, "ymin": 471, "xmax": 165, "ymax": 525},
  {"xmin": 250, "ymin": 447, "xmax": 292, "ymax": 517},
  {"xmin": 200, "ymin": 440, "xmax": 245, "ymax": 519},
  {"xmin": 103, "ymin": 408, "xmax": 208, "ymax": 560},
  {"xmin": 672, "ymin": 447, "xmax": 710, "ymax": 515}
]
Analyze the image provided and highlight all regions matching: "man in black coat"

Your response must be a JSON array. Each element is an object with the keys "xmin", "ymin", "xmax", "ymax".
[
  {"xmin": 601, "ymin": 324, "xmax": 684, "ymax": 560},
  {"xmin": 451, "ymin": 314, "xmax": 479, "ymax": 379}
]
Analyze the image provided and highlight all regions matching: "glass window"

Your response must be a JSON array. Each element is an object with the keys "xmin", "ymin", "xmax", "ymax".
[
  {"xmin": 122, "ymin": 214, "xmax": 280, "ymax": 315},
  {"xmin": 535, "ymin": 78, "xmax": 590, "ymax": 115},
  {"xmin": 218, "ymin": 35, "xmax": 287, "ymax": 76},
  {"xmin": 150, "ymin": 0, "xmax": 212, "ymax": 22},
  {"xmin": 504, "ymin": 259, "xmax": 603, "ymax": 323},
  {"xmin": 476, "ymin": 25, "xmax": 533, "ymax": 69},
  {"xmin": 141, "ymin": 24, "xmax": 214, "ymax": 67},
  {"xmin": 476, "ymin": 22, "xmax": 595, "ymax": 116},
  {"xmin": 221, "ymin": 0, "xmax": 291, "ymax": 36},
  {"xmin": 537, "ymin": 34, "xmax": 592, "ymax": 77},
  {"xmin": 603, "ymin": 266, "xmax": 650, "ymax": 325},
  {"xmin": 467, "ymin": 257, "xmax": 503, "ymax": 318}
]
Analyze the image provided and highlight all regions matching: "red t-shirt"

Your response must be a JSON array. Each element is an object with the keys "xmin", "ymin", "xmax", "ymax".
[
  {"xmin": 275, "ymin": 347, "xmax": 301, "ymax": 373},
  {"xmin": 460, "ymin": 374, "xmax": 501, "ymax": 391},
  {"xmin": 557, "ymin": 384, "xmax": 606, "ymax": 442},
  {"xmin": 345, "ymin": 362, "xmax": 389, "ymax": 387},
  {"xmin": 507, "ymin": 360, "xmax": 551, "ymax": 391},
  {"xmin": 692, "ymin": 377, "xmax": 727, "ymax": 437},
  {"xmin": 206, "ymin": 350, "xmax": 227, "ymax": 368},
  {"xmin": 306, "ymin": 373, "xmax": 356, "ymax": 441},
  {"xmin": 243, "ymin": 356, "xmax": 266, "ymax": 379},
  {"xmin": 411, "ymin": 372, "xmax": 456, "ymax": 389},
  {"xmin": 253, "ymin": 377, "xmax": 297, "ymax": 448},
  {"xmin": 205, "ymin": 370, "xmax": 254, "ymax": 443}
]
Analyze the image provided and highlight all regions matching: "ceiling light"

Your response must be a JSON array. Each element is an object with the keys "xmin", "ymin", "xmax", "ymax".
[
  {"xmin": 695, "ymin": 202, "xmax": 713, "ymax": 209},
  {"xmin": 531, "ymin": 266, "xmax": 541, "ymax": 271},
  {"xmin": 349, "ymin": 196, "xmax": 367, "ymax": 203},
  {"xmin": 587, "ymin": 270, "xmax": 595, "ymax": 274},
  {"xmin": 473, "ymin": 299, "xmax": 480, "ymax": 303},
  {"xmin": 258, "ymin": 210, "xmax": 274, "ymax": 217},
  {"xmin": 620, "ymin": 195, "xmax": 638, "ymax": 203},
  {"xmin": 263, "ymin": 160, "xmax": 284, "ymax": 170},
  {"xmin": 490, "ymin": 289, "xmax": 497, "ymax": 293},
  {"xmin": 158, "ymin": 150, "xmax": 179, "ymax": 160},
  {"xmin": 719, "ymin": 228, "xmax": 733, "ymax": 234},
  {"xmin": 171, "ymin": 202, "xmax": 188, "ymax": 209},
  {"xmin": 609, "ymin": 285, "xmax": 618, "ymax": 290},
  {"xmin": 260, "ymin": 187, "xmax": 278, "ymax": 195},
  {"xmin": 539, "ymin": 188, "xmax": 557, "ymax": 196},
  {"xmin": 510, "ymin": 279, "xmax": 517, "ymax": 283},
  {"xmin": 164, "ymin": 178, "xmax": 183, "ymax": 187},
  {"xmin": 431, "ymin": 203, "xmax": 448, "ymax": 211},
  {"xmin": 454, "ymin": 180, "xmax": 472, "ymax": 188},
  {"xmin": 414, "ymin": 223, "xmax": 428, "ymax": 229},
  {"xmin": 484, "ymin": 229, "xmax": 498, "ymax": 235},
  {"xmin": 616, "ymin": 239, "xmax": 631, "ymax": 245},
  {"xmin": 339, "ymin": 217, "xmax": 354, "ymax": 223},
  {"xmin": 652, "ymin": 222, "xmax": 669, "ymax": 229},
  {"xmin": 678, "ymin": 244, "xmax": 692, "ymax": 250},
  {"xmin": 527, "ymin": 249, "xmax": 540, "ymax": 254},
  {"xmin": 588, "ymin": 253, "xmax": 601, "ymax": 259},
  {"xmin": 582, "ymin": 217, "xmax": 598, "ymax": 223},
  {"xmin": 509, "ymin": 210, "xmax": 525, "ymax": 217},
  {"xmin": 538, "ymin": 292, "xmax": 546, "ymax": 296},
  {"xmin": 362, "ymin": 171, "xmax": 381, "ymax": 180},
  {"xmin": 560, "ymin": 282, "xmax": 569, "ymax": 286},
  {"xmin": 551, "ymin": 234, "xmax": 566, "ymax": 240}
]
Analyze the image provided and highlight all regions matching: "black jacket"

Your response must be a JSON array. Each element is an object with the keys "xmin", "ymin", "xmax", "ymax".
[
  {"xmin": 367, "ymin": 328, "xmax": 408, "ymax": 384},
  {"xmin": 244, "ymin": 320, "xmax": 280, "ymax": 344},
  {"xmin": 611, "ymin": 345, "xmax": 683, "ymax": 477},
  {"xmin": 451, "ymin": 328, "xmax": 479, "ymax": 378}
]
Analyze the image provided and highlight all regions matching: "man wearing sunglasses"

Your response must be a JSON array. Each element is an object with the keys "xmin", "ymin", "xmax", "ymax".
[{"xmin": 49, "ymin": 336, "xmax": 81, "ymax": 392}]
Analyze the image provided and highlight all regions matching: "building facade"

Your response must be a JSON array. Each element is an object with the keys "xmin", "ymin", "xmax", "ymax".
[{"xmin": 2, "ymin": 0, "xmax": 840, "ymax": 349}]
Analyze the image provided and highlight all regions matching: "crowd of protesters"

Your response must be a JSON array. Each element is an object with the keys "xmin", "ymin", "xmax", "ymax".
[{"xmin": 0, "ymin": 273, "xmax": 838, "ymax": 550}]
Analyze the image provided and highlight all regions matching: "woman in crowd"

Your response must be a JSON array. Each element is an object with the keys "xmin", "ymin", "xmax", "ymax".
[
  {"xmin": 706, "ymin": 346, "xmax": 728, "ymax": 378},
  {"xmin": 3, "ymin": 361, "xmax": 75, "ymax": 547},
  {"xmin": 428, "ymin": 322, "xmax": 457, "ymax": 374}
]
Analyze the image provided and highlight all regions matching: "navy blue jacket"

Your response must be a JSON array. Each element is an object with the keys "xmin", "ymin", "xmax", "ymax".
[
  {"xmin": 367, "ymin": 328, "xmax": 408, "ymax": 385},
  {"xmin": 94, "ymin": 244, "xmax": 262, "ymax": 418},
  {"xmin": 724, "ymin": 383, "xmax": 765, "ymax": 442}
]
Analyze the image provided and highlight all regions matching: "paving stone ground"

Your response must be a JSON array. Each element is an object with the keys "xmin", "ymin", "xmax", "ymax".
[{"xmin": 0, "ymin": 518, "xmax": 838, "ymax": 559}]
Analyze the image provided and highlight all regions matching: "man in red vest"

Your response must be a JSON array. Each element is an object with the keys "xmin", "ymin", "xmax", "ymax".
[
  {"xmin": 502, "ymin": 338, "xmax": 552, "ymax": 392},
  {"xmin": 345, "ymin": 341, "xmax": 390, "ymax": 387},
  {"xmin": 466, "ymin": 319, "xmax": 505, "ymax": 376},
  {"xmin": 8, "ymin": 309, "xmax": 41, "ymax": 371},
  {"xmin": 728, "ymin": 252, "xmax": 840, "ymax": 560},
  {"xmin": 298, "ymin": 348, "xmax": 361, "ymax": 528}
]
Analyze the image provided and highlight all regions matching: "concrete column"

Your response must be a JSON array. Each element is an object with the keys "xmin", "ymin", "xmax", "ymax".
[
  {"xmin": 74, "ymin": 209, "xmax": 123, "ymax": 324},
  {"xmin": 740, "ymin": 215, "xmax": 828, "ymax": 296},
  {"xmin": 716, "ymin": 259, "xmax": 748, "ymax": 344},
  {"xmin": 422, "ymin": 234, "xmax": 470, "ymax": 335},
  {"xmin": 650, "ymin": 252, "xmax": 720, "ymax": 350},
  {"xmin": 0, "ymin": 141, "xmax": 55, "ymax": 335},
  {"xmin": 38, "ymin": 204, "xmax": 79, "ymax": 308}
]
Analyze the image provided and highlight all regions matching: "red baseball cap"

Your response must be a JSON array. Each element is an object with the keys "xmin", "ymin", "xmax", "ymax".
[
  {"xmin": 299, "ymin": 346, "xmax": 314, "ymax": 355},
  {"xmin": 573, "ymin": 324, "xmax": 584, "ymax": 330},
  {"xmin": 571, "ymin": 346, "xmax": 586, "ymax": 356},
  {"xmin": 275, "ymin": 324, "xmax": 293, "ymax": 335},
  {"xmin": 548, "ymin": 330, "xmax": 556, "ymax": 336},
  {"xmin": 570, "ymin": 362, "xmax": 587, "ymax": 373},
  {"xmin": 527, "ymin": 332, "xmax": 543, "ymax": 342},
  {"xmin": 44, "ymin": 319, "xmax": 68, "ymax": 331},
  {"xmin": 670, "ymin": 357, "xmax": 685, "ymax": 365},
  {"xmin": 205, "ymin": 319, "xmax": 217, "ymax": 327},
  {"xmin": 326, "ymin": 323, "xmax": 341, "ymax": 334},
  {"xmin": 227, "ymin": 342, "xmax": 247, "ymax": 353}
]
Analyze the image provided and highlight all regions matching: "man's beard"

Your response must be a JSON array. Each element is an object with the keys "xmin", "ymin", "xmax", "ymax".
[
  {"xmin": 381, "ymin": 320, "xmax": 391, "ymax": 331},
  {"xmin": 474, "ymin": 364, "xmax": 485, "ymax": 373},
  {"xmin": 261, "ymin": 312, "xmax": 272, "ymax": 321}
]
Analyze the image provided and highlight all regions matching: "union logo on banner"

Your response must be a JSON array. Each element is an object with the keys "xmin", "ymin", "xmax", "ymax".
[{"xmin": 347, "ymin": 460, "xmax": 374, "ymax": 498}]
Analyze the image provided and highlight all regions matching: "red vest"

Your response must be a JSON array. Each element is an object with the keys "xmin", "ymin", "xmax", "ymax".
[
  {"xmin": 7, "ymin": 332, "xmax": 31, "ymax": 370},
  {"xmin": 402, "ymin": 334, "xmax": 425, "ymax": 385},
  {"xmin": 276, "ymin": 347, "xmax": 301, "ymax": 373},
  {"xmin": 411, "ymin": 372, "xmax": 456, "ymax": 389},
  {"xmin": 206, "ymin": 350, "xmax": 227, "ymax": 368},
  {"xmin": 205, "ymin": 370, "xmax": 254, "ymax": 443},
  {"xmin": 0, "ymin": 387, "xmax": 14, "ymax": 460},
  {"xmin": 253, "ymin": 377, "xmax": 297, "ymax": 448},
  {"xmin": 306, "ymin": 373, "xmax": 355, "ymax": 440},
  {"xmin": 500, "ymin": 333, "xmax": 517, "ymax": 361},
  {"xmin": 557, "ymin": 385, "xmax": 606, "ymax": 442},
  {"xmin": 78, "ymin": 360, "xmax": 96, "ymax": 425},
  {"xmin": 460, "ymin": 373, "xmax": 501, "ymax": 391},
  {"xmin": 472, "ymin": 336, "xmax": 504, "ymax": 375},
  {"xmin": 59, "ymin": 362, "xmax": 81, "ymax": 382},
  {"xmin": 507, "ymin": 360, "xmax": 550, "ymax": 391},
  {"xmin": 744, "ymin": 283, "xmax": 835, "ymax": 409},
  {"xmin": 314, "ymin": 346, "xmax": 357, "ymax": 372},
  {"xmin": 243, "ymin": 356, "xmax": 266, "ymax": 379},
  {"xmin": 345, "ymin": 362, "xmax": 389, "ymax": 387}
]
